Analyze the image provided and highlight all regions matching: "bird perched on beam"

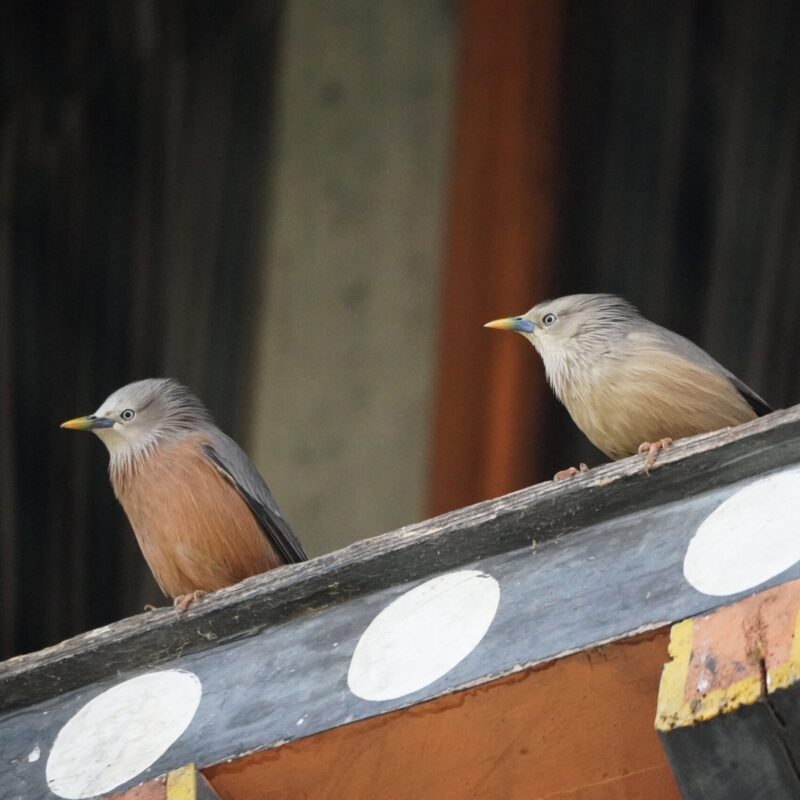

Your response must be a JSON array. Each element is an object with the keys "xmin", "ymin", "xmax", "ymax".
[
  {"xmin": 62, "ymin": 378, "xmax": 306, "ymax": 611},
  {"xmin": 485, "ymin": 294, "xmax": 772, "ymax": 477}
]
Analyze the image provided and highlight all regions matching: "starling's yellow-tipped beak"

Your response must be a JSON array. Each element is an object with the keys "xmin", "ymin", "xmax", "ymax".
[
  {"xmin": 60, "ymin": 415, "xmax": 114, "ymax": 431},
  {"xmin": 484, "ymin": 316, "xmax": 536, "ymax": 333}
]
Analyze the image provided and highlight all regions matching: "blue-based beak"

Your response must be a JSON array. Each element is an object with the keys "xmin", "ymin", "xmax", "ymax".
[
  {"xmin": 484, "ymin": 316, "xmax": 536, "ymax": 333},
  {"xmin": 60, "ymin": 415, "xmax": 115, "ymax": 431}
]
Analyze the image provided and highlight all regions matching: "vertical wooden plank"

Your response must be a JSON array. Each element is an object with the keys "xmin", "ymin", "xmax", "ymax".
[
  {"xmin": 427, "ymin": 0, "xmax": 563, "ymax": 515},
  {"xmin": 0, "ymin": 118, "xmax": 18, "ymax": 656},
  {"xmin": 703, "ymin": 0, "xmax": 800, "ymax": 408}
]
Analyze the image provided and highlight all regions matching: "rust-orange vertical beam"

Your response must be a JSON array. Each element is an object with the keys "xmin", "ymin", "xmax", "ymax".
[{"xmin": 427, "ymin": 0, "xmax": 564, "ymax": 515}]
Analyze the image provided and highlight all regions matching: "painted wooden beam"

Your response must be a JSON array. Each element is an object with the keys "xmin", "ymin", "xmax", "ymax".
[
  {"xmin": 3, "ymin": 405, "xmax": 800, "ymax": 798},
  {"xmin": 5, "ymin": 404, "xmax": 800, "ymax": 714},
  {"xmin": 206, "ymin": 630, "xmax": 679, "ymax": 800},
  {"xmin": 657, "ymin": 579, "xmax": 800, "ymax": 798},
  {"xmin": 108, "ymin": 765, "xmax": 219, "ymax": 800}
]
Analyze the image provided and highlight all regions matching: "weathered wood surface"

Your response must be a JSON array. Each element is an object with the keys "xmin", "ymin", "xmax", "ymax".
[
  {"xmin": 657, "ymin": 580, "xmax": 800, "ymax": 799},
  {"xmin": 3, "ymin": 405, "xmax": 800, "ymax": 798}
]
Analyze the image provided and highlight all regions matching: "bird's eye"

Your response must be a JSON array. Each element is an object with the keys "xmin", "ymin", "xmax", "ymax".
[
  {"xmin": 542, "ymin": 313, "xmax": 557, "ymax": 326},
  {"xmin": 120, "ymin": 409, "xmax": 135, "ymax": 421}
]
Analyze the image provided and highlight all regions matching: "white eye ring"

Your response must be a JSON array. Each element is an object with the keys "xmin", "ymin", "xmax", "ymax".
[
  {"xmin": 120, "ymin": 409, "xmax": 135, "ymax": 422},
  {"xmin": 542, "ymin": 313, "xmax": 557, "ymax": 326}
]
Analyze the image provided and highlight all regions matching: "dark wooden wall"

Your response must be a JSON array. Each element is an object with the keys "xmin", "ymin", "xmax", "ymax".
[{"xmin": 0, "ymin": 1, "xmax": 280, "ymax": 657}]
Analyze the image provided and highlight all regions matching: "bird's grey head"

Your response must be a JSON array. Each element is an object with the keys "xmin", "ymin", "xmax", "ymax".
[
  {"xmin": 61, "ymin": 378, "xmax": 212, "ymax": 462},
  {"xmin": 485, "ymin": 294, "xmax": 641, "ymax": 361}
]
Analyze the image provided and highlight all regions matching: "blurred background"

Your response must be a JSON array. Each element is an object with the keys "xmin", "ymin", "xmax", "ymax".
[{"xmin": 2, "ymin": 0, "xmax": 799, "ymax": 659}]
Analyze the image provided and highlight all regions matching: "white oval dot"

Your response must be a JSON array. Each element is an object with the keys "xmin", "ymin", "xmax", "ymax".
[
  {"xmin": 348, "ymin": 570, "xmax": 500, "ymax": 701},
  {"xmin": 684, "ymin": 469, "xmax": 800, "ymax": 596},
  {"xmin": 46, "ymin": 670, "xmax": 202, "ymax": 799}
]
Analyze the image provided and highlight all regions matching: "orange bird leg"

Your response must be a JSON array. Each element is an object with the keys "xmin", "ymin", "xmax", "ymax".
[
  {"xmin": 553, "ymin": 463, "xmax": 589, "ymax": 481},
  {"xmin": 174, "ymin": 590, "xmax": 207, "ymax": 615},
  {"xmin": 638, "ymin": 437, "xmax": 673, "ymax": 474}
]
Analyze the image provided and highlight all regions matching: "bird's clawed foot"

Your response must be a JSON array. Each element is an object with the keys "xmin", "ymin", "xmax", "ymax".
[
  {"xmin": 553, "ymin": 463, "xmax": 589, "ymax": 481},
  {"xmin": 638, "ymin": 438, "xmax": 673, "ymax": 473},
  {"xmin": 173, "ymin": 589, "xmax": 207, "ymax": 615}
]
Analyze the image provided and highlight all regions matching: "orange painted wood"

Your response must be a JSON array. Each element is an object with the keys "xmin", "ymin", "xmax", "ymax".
[
  {"xmin": 108, "ymin": 777, "xmax": 165, "ymax": 800},
  {"xmin": 685, "ymin": 579, "xmax": 800, "ymax": 701},
  {"xmin": 206, "ymin": 630, "xmax": 678, "ymax": 800},
  {"xmin": 108, "ymin": 765, "xmax": 220, "ymax": 800},
  {"xmin": 427, "ymin": 0, "xmax": 564, "ymax": 515}
]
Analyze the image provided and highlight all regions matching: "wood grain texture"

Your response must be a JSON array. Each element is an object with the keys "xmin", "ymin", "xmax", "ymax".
[{"xmin": 206, "ymin": 631, "xmax": 678, "ymax": 800}]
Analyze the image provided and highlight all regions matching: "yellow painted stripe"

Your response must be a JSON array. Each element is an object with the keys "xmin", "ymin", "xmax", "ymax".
[
  {"xmin": 656, "ymin": 615, "xmax": 797, "ymax": 732},
  {"xmin": 655, "ymin": 619, "xmax": 694, "ymax": 731},
  {"xmin": 688, "ymin": 675, "xmax": 764, "ymax": 725},
  {"xmin": 166, "ymin": 764, "xmax": 197, "ymax": 800}
]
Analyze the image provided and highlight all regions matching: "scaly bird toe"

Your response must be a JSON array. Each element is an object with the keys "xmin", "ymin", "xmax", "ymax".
[
  {"xmin": 553, "ymin": 463, "xmax": 589, "ymax": 481},
  {"xmin": 638, "ymin": 438, "xmax": 673, "ymax": 473},
  {"xmin": 173, "ymin": 589, "xmax": 207, "ymax": 615}
]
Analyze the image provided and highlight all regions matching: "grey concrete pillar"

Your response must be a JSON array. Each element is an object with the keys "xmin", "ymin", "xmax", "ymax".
[{"xmin": 250, "ymin": 1, "xmax": 455, "ymax": 555}]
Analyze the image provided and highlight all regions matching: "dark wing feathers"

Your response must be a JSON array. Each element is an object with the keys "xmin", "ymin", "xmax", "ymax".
[
  {"xmin": 201, "ymin": 432, "xmax": 307, "ymax": 564},
  {"xmin": 728, "ymin": 374, "xmax": 773, "ymax": 417}
]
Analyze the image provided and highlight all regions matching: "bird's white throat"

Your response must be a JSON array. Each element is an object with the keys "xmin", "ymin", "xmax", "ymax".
[
  {"xmin": 532, "ymin": 335, "xmax": 608, "ymax": 406},
  {"xmin": 99, "ymin": 428, "xmax": 166, "ymax": 483}
]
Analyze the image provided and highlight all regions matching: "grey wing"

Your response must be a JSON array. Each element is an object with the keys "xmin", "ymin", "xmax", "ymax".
[
  {"xmin": 629, "ymin": 323, "xmax": 773, "ymax": 417},
  {"xmin": 201, "ymin": 429, "xmax": 307, "ymax": 564}
]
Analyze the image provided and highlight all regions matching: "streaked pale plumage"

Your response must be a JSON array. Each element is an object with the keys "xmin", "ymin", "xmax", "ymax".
[
  {"xmin": 62, "ymin": 378, "xmax": 305, "ymax": 604},
  {"xmin": 485, "ymin": 294, "xmax": 771, "ymax": 462}
]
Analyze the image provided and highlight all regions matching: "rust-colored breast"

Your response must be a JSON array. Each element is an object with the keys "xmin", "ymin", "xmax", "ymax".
[{"xmin": 112, "ymin": 436, "xmax": 283, "ymax": 598}]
